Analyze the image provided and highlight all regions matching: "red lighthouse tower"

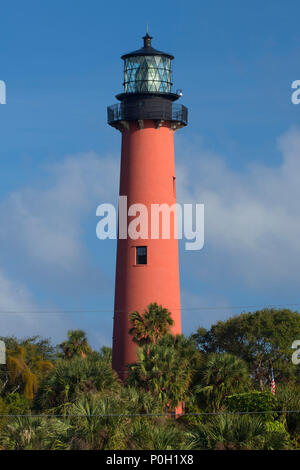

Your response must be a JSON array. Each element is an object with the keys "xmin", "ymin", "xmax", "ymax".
[{"xmin": 108, "ymin": 33, "xmax": 188, "ymax": 380}]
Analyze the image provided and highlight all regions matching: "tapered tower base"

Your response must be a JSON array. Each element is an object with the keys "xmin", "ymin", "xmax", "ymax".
[{"xmin": 112, "ymin": 120, "xmax": 181, "ymax": 379}]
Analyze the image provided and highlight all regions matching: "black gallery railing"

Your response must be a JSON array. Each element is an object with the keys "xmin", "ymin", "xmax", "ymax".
[{"xmin": 107, "ymin": 103, "xmax": 188, "ymax": 126}]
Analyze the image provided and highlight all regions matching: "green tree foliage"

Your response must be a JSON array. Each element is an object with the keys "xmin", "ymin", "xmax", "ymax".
[
  {"xmin": 120, "ymin": 387, "xmax": 164, "ymax": 416},
  {"xmin": 0, "ymin": 336, "xmax": 55, "ymax": 399},
  {"xmin": 275, "ymin": 386, "xmax": 300, "ymax": 446},
  {"xmin": 36, "ymin": 355, "xmax": 121, "ymax": 410},
  {"xmin": 225, "ymin": 391, "xmax": 277, "ymax": 421},
  {"xmin": 193, "ymin": 309, "xmax": 300, "ymax": 388},
  {"xmin": 3, "ymin": 393, "xmax": 31, "ymax": 415},
  {"xmin": 129, "ymin": 303, "xmax": 174, "ymax": 350},
  {"xmin": 194, "ymin": 353, "xmax": 250, "ymax": 411},
  {"xmin": 99, "ymin": 346, "xmax": 112, "ymax": 365},
  {"xmin": 127, "ymin": 334, "xmax": 196, "ymax": 410},
  {"xmin": 0, "ymin": 416, "xmax": 71, "ymax": 450},
  {"xmin": 67, "ymin": 393, "xmax": 193, "ymax": 450},
  {"xmin": 68, "ymin": 394, "xmax": 126, "ymax": 450},
  {"xmin": 0, "ymin": 336, "xmax": 55, "ymax": 362},
  {"xmin": 189, "ymin": 414, "xmax": 292, "ymax": 450},
  {"xmin": 4, "ymin": 341, "xmax": 54, "ymax": 400},
  {"xmin": 58, "ymin": 330, "xmax": 92, "ymax": 359},
  {"xmin": 127, "ymin": 418, "xmax": 194, "ymax": 450},
  {"xmin": 1, "ymin": 312, "xmax": 300, "ymax": 450}
]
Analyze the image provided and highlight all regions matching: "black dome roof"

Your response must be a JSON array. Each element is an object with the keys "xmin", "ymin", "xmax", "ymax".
[{"xmin": 121, "ymin": 33, "xmax": 174, "ymax": 60}]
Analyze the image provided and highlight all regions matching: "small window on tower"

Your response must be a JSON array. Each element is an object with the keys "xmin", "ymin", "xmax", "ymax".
[
  {"xmin": 136, "ymin": 246, "xmax": 147, "ymax": 265},
  {"xmin": 173, "ymin": 176, "xmax": 176, "ymax": 195}
]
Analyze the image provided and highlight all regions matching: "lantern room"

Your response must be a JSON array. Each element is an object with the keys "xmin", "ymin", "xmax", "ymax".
[
  {"xmin": 107, "ymin": 32, "xmax": 188, "ymax": 130},
  {"xmin": 122, "ymin": 33, "xmax": 173, "ymax": 94}
]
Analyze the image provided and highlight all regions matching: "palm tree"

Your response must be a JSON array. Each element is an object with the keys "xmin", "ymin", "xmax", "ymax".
[
  {"xmin": 127, "ymin": 334, "xmax": 193, "ymax": 410},
  {"xmin": 58, "ymin": 330, "xmax": 92, "ymax": 359},
  {"xmin": 129, "ymin": 303, "xmax": 174, "ymax": 351},
  {"xmin": 99, "ymin": 346, "xmax": 112, "ymax": 364},
  {"xmin": 195, "ymin": 353, "xmax": 250, "ymax": 411},
  {"xmin": 121, "ymin": 386, "xmax": 164, "ymax": 416},
  {"xmin": 128, "ymin": 418, "xmax": 194, "ymax": 450},
  {"xmin": 276, "ymin": 386, "xmax": 300, "ymax": 441},
  {"xmin": 69, "ymin": 394, "xmax": 127, "ymax": 450},
  {"xmin": 36, "ymin": 355, "xmax": 121, "ymax": 410},
  {"xmin": 0, "ymin": 416, "xmax": 71, "ymax": 450},
  {"xmin": 188, "ymin": 414, "xmax": 291, "ymax": 450}
]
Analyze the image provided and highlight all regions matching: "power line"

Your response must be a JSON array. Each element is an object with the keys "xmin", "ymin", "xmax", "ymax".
[
  {"xmin": 0, "ymin": 410, "xmax": 299, "ymax": 417},
  {"xmin": 0, "ymin": 303, "xmax": 299, "ymax": 314}
]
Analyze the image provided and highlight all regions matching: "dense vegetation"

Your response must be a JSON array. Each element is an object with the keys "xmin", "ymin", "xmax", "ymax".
[{"xmin": 0, "ymin": 306, "xmax": 300, "ymax": 450}]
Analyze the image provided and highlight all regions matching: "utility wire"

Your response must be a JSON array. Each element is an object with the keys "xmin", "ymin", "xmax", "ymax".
[
  {"xmin": 0, "ymin": 410, "xmax": 300, "ymax": 417},
  {"xmin": 0, "ymin": 303, "xmax": 299, "ymax": 314}
]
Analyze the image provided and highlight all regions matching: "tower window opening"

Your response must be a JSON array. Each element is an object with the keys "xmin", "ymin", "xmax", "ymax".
[
  {"xmin": 136, "ymin": 246, "xmax": 147, "ymax": 265},
  {"xmin": 173, "ymin": 176, "xmax": 176, "ymax": 195}
]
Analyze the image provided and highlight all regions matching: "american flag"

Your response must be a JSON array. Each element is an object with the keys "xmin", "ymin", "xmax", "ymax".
[{"xmin": 270, "ymin": 368, "xmax": 276, "ymax": 395}]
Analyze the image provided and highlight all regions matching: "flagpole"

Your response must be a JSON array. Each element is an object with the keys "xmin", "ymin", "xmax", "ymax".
[{"xmin": 270, "ymin": 365, "xmax": 276, "ymax": 395}]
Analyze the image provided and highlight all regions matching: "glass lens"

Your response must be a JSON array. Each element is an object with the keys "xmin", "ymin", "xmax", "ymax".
[{"xmin": 124, "ymin": 56, "xmax": 171, "ymax": 93}]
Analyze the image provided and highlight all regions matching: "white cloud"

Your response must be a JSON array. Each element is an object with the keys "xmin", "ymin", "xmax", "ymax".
[
  {"xmin": 0, "ymin": 152, "xmax": 119, "ymax": 295},
  {"xmin": 0, "ymin": 151, "xmax": 119, "ymax": 344},
  {"xmin": 177, "ymin": 127, "xmax": 300, "ymax": 294},
  {"xmin": 0, "ymin": 269, "xmax": 67, "ymax": 340}
]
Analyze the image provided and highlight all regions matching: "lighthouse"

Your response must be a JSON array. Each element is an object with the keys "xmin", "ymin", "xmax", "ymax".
[{"xmin": 107, "ymin": 32, "xmax": 188, "ymax": 380}]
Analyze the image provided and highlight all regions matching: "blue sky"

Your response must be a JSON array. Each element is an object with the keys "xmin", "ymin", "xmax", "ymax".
[{"xmin": 1, "ymin": 0, "xmax": 300, "ymax": 348}]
